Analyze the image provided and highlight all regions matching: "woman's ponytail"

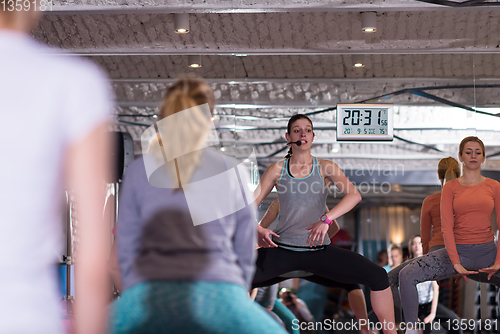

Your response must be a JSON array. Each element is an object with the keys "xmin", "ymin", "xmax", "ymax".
[
  {"xmin": 284, "ymin": 145, "xmax": 293, "ymax": 160},
  {"xmin": 149, "ymin": 77, "xmax": 215, "ymax": 188},
  {"xmin": 437, "ymin": 157, "xmax": 460, "ymax": 184}
]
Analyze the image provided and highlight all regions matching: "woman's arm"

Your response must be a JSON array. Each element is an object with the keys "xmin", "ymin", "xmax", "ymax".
[
  {"xmin": 322, "ymin": 204, "xmax": 340, "ymax": 239},
  {"xmin": 420, "ymin": 196, "xmax": 433, "ymax": 255},
  {"xmin": 423, "ymin": 281, "xmax": 439, "ymax": 323},
  {"xmin": 440, "ymin": 183, "xmax": 459, "ymax": 265},
  {"xmin": 306, "ymin": 160, "xmax": 361, "ymax": 247},
  {"xmin": 492, "ymin": 183, "xmax": 500, "ymax": 266},
  {"xmin": 327, "ymin": 219, "xmax": 340, "ymax": 239},
  {"xmin": 66, "ymin": 124, "xmax": 111, "ymax": 334},
  {"xmin": 253, "ymin": 162, "xmax": 281, "ymax": 207},
  {"xmin": 107, "ymin": 241, "xmax": 123, "ymax": 293},
  {"xmin": 260, "ymin": 199, "xmax": 339, "ymax": 243},
  {"xmin": 322, "ymin": 160, "xmax": 362, "ymax": 220},
  {"xmin": 479, "ymin": 182, "xmax": 500, "ymax": 279},
  {"xmin": 253, "ymin": 162, "xmax": 282, "ymax": 247},
  {"xmin": 249, "ymin": 288, "xmax": 258, "ymax": 301},
  {"xmin": 259, "ymin": 198, "xmax": 279, "ymax": 229}
]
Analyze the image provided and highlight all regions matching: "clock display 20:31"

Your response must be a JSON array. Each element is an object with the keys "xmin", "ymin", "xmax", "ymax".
[{"xmin": 336, "ymin": 104, "xmax": 394, "ymax": 141}]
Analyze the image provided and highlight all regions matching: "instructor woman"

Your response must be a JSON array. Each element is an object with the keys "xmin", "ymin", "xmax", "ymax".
[{"xmin": 252, "ymin": 114, "xmax": 397, "ymax": 334}]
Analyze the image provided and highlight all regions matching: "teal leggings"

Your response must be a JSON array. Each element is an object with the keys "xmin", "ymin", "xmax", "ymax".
[
  {"xmin": 111, "ymin": 281, "xmax": 288, "ymax": 334},
  {"xmin": 272, "ymin": 300, "xmax": 300, "ymax": 334}
]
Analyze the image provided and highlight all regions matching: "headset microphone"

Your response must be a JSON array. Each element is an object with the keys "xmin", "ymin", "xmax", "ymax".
[{"xmin": 288, "ymin": 140, "xmax": 302, "ymax": 146}]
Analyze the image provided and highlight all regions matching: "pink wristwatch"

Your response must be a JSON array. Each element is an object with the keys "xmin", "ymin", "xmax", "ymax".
[{"xmin": 320, "ymin": 214, "xmax": 333, "ymax": 225}]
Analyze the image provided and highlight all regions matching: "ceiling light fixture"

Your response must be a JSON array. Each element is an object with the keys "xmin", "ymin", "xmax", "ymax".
[
  {"xmin": 174, "ymin": 13, "xmax": 190, "ymax": 34},
  {"xmin": 361, "ymin": 12, "xmax": 377, "ymax": 33},
  {"xmin": 188, "ymin": 55, "xmax": 202, "ymax": 68},
  {"xmin": 330, "ymin": 143, "xmax": 340, "ymax": 153},
  {"xmin": 352, "ymin": 54, "xmax": 365, "ymax": 68}
]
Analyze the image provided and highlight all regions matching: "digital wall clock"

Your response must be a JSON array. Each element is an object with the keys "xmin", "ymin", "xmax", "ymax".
[{"xmin": 336, "ymin": 104, "xmax": 394, "ymax": 141}]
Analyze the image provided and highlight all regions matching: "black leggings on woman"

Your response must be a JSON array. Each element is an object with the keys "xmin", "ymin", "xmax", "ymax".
[{"xmin": 252, "ymin": 245, "xmax": 389, "ymax": 291}]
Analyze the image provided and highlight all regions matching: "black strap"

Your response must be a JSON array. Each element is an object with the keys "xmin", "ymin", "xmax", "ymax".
[{"xmin": 274, "ymin": 240, "xmax": 329, "ymax": 250}]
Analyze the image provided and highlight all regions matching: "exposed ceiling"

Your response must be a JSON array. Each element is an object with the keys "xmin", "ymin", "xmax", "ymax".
[{"xmin": 31, "ymin": 0, "xmax": 500, "ymax": 201}]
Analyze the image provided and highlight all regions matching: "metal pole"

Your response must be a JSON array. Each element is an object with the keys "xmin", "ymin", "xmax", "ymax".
[{"xmin": 64, "ymin": 191, "xmax": 73, "ymax": 315}]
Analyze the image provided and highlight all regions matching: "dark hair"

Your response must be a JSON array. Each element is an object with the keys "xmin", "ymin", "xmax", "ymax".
[
  {"xmin": 459, "ymin": 136, "xmax": 485, "ymax": 156},
  {"xmin": 284, "ymin": 114, "xmax": 314, "ymax": 159},
  {"xmin": 408, "ymin": 235, "xmax": 421, "ymax": 259},
  {"xmin": 376, "ymin": 249, "xmax": 388, "ymax": 263}
]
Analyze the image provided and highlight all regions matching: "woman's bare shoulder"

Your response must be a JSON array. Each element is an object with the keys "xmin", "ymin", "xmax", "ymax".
[
  {"xmin": 263, "ymin": 159, "xmax": 286, "ymax": 179},
  {"xmin": 317, "ymin": 158, "xmax": 341, "ymax": 174}
]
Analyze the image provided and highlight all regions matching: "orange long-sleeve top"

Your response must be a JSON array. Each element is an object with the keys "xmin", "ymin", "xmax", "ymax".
[
  {"xmin": 440, "ymin": 178, "xmax": 500, "ymax": 266},
  {"xmin": 420, "ymin": 192, "xmax": 444, "ymax": 255}
]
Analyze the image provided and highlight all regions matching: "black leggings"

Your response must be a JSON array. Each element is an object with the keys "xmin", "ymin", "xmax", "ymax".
[{"xmin": 251, "ymin": 245, "xmax": 389, "ymax": 291}]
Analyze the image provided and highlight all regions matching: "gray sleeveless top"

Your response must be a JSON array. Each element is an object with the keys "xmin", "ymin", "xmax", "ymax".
[{"xmin": 273, "ymin": 157, "xmax": 331, "ymax": 248}]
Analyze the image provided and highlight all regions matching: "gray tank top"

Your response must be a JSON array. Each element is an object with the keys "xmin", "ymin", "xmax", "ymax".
[{"xmin": 273, "ymin": 157, "xmax": 330, "ymax": 248}]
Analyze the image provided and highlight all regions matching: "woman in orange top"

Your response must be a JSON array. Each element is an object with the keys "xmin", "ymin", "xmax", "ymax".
[
  {"xmin": 387, "ymin": 157, "xmax": 460, "ymax": 324},
  {"xmin": 420, "ymin": 157, "xmax": 460, "ymax": 255},
  {"xmin": 398, "ymin": 137, "xmax": 500, "ymax": 334}
]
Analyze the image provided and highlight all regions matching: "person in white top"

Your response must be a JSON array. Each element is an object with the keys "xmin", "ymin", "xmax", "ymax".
[{"xmin": 0, "ymin": 7, "xmax": 112, "ymax": 334}]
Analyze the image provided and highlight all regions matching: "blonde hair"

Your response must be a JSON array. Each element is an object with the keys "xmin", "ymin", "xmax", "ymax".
[
  {"xmin": 149, "ymin": 77, "xmax": 215, "ymax": 188},
  {"xmin": 390, "ymin": 244, "xmax": 402, "ymax": 255},
  {"xmin": 437, "ymin": 157, "xmax": 460, "ymax": 184}
]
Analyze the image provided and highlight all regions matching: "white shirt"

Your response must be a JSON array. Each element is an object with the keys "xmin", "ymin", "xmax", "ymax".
[
  {"xmin": 417, "ymin": 281, "xmax": 434, "ymax": 305},
  {"xmin": 0, "ymin": 31, "xmax": 111, "ymax": 334}
]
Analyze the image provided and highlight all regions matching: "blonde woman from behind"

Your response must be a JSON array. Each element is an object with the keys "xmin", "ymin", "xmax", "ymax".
[{"xmin": 112, "ymin": 78, "xmax": 287, "ymax": 334}]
